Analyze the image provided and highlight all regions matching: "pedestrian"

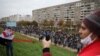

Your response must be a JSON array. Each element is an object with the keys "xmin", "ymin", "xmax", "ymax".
[{"xmin": 1, "ymin": 27, "xmax": 14, "ymax": 56}]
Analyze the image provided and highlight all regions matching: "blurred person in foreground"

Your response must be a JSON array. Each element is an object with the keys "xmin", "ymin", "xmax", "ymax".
[
  {"xmin": 42, "ymin": 9, "xmax": 100, "ymax": 56},
  {"xmin": 0, "ymin": 27, "xmax": 14, "ymax": 56}
]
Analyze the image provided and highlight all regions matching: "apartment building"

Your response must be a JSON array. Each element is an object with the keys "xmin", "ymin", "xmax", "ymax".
[
  {"xmin": 32, "ymin": 0, "xmax": 99, "ymax": 25},
  {"xmin": 0, "ymin": 14, "xmax": 32, "ymax": 22}
]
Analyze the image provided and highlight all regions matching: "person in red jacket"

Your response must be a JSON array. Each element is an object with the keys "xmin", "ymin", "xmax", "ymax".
[
  {"xmin": 78, "ymin": 9, "xmax": 100, "ymax": 56},
  {"xmin": 42, "ymin": 9, "xmax": 100, "ymax": 56}
]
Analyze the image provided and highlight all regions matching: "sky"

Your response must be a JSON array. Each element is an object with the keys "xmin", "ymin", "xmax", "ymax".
[{"xmin": 0, "ymin": 0, "xmax": 80, "ymax": 18}]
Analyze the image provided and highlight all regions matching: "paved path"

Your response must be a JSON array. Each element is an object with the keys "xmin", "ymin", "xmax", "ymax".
[{"xmin": 13, "ymin": 38, "xmax": 33, "ymax": 42}]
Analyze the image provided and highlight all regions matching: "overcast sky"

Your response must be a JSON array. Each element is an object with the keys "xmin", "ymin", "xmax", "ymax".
[{"xmin": 0, "ymin": 0, "xmax": 80, "ymax": 18}]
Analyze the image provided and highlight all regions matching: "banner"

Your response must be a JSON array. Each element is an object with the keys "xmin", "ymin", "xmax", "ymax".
[{"xmin": 6, "ymin": 21, "xmax": 16, "ymax": 27}]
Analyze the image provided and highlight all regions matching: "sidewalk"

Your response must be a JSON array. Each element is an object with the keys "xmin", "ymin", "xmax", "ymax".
[{"xmin": 13, "ymin": 38, "xmax": 33, "ymax": 42}]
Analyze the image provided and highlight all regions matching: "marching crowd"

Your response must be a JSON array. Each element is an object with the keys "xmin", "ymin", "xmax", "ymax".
[
  {"xmin": 15, "ymin": 26, "xmax": 82, "ymax": 50},
  {"xmin": 0, "ymin": 9, "xmax": 100, "ymax": 56}
]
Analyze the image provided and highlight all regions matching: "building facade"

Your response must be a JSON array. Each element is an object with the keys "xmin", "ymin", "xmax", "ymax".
[
  {"xmin": 32, "ymin": 1, "xmax": 99, "ymax": 25},
  {"xmin": 0, "ymin": 14, "xmax": 32, "ymax": 22}
]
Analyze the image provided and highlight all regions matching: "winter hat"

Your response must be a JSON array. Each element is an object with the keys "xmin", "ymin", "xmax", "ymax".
[
  {"xmin": 85, "ymin": 10, "xmax": 100, "ymax": 27},
  {"xmin": 83, "ymin": 9, "xmax": 100, "ymax": 37}
]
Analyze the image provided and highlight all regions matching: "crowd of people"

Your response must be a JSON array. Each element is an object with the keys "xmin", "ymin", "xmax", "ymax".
[
  {"xmin": 14, "ymin": 26, "xmax": 82, "ymax": 51},
  {"xmin": 0, "ymin": 9, "xmax": 100, "ymax": 56}
]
